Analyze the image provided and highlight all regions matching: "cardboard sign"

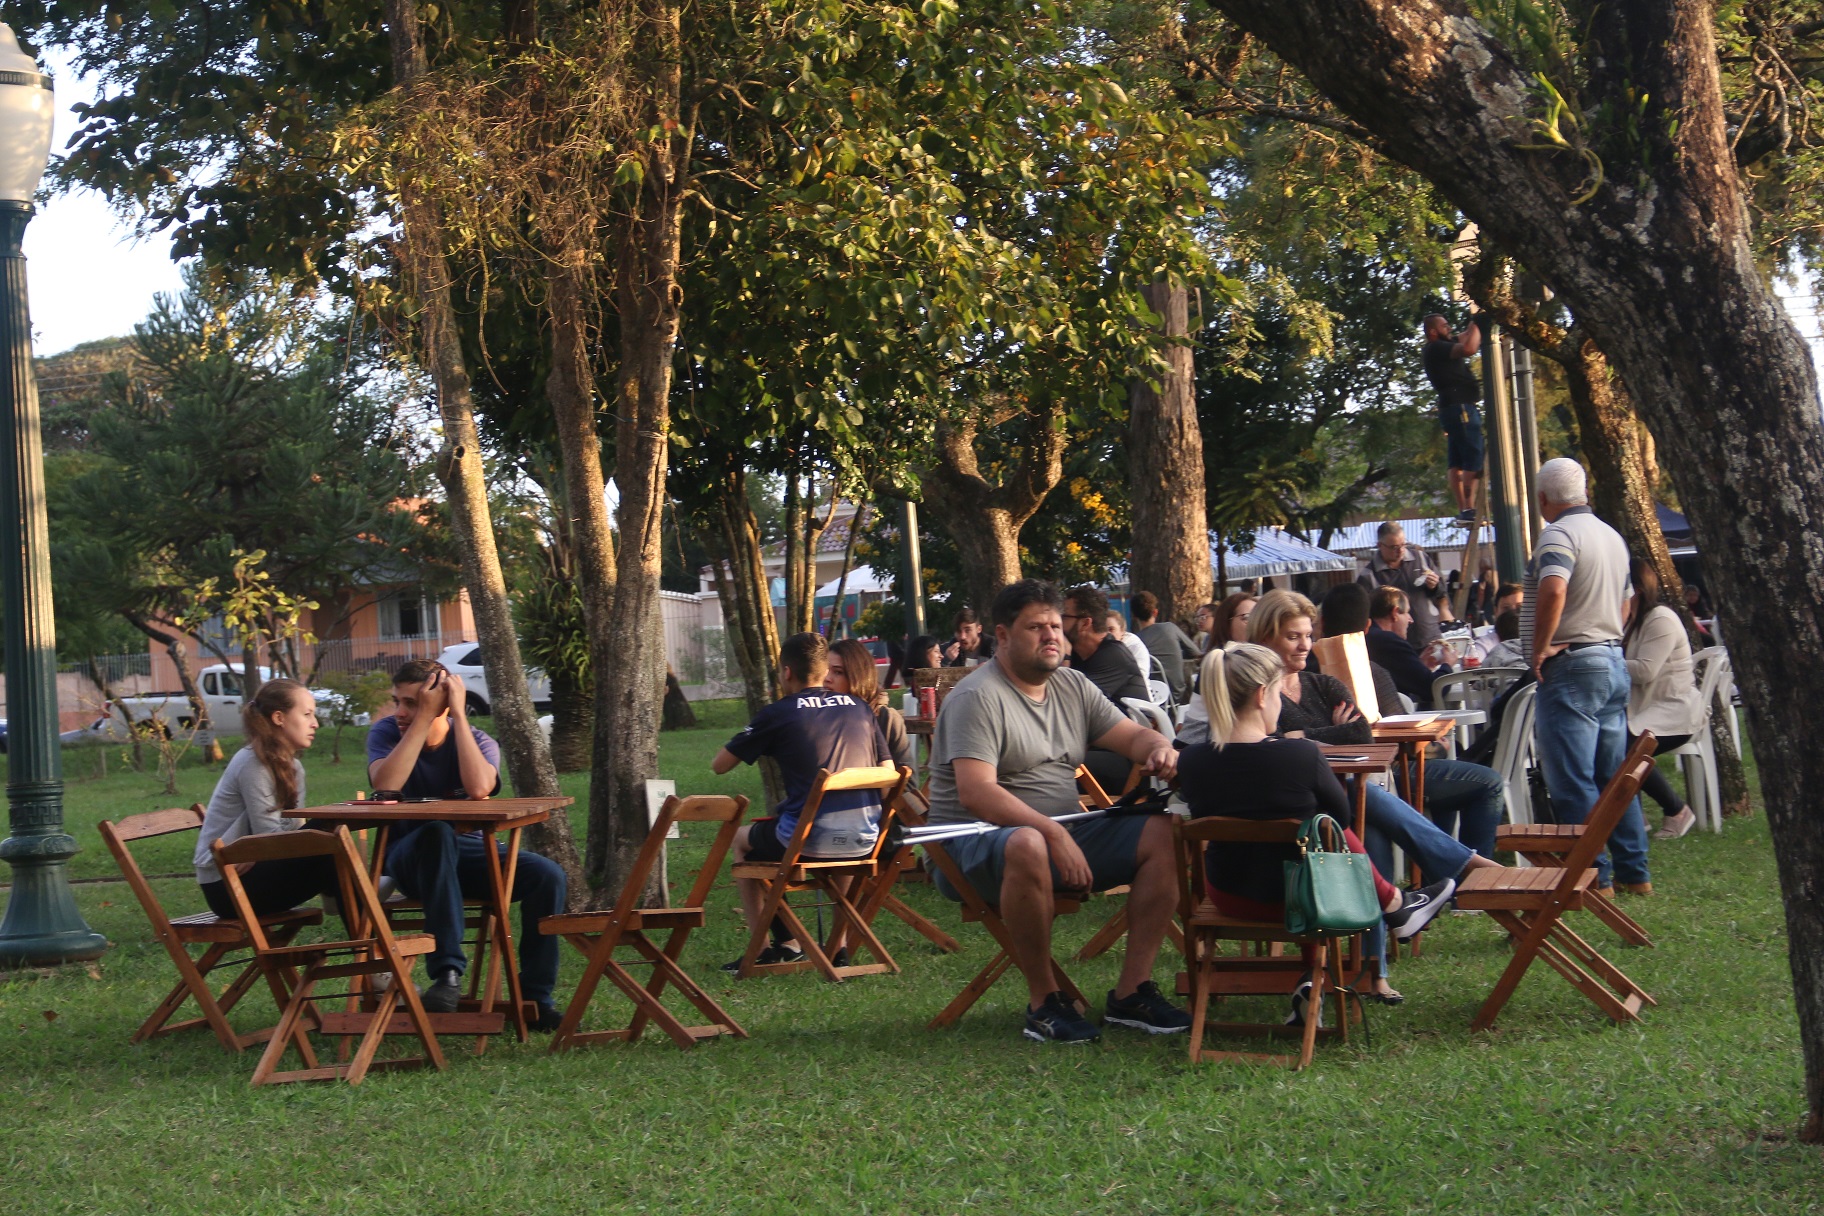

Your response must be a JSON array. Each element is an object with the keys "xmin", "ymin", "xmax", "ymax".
[{"xmin": 1312, "ymin": 632, "xmax": 1381, "ymax": 723}]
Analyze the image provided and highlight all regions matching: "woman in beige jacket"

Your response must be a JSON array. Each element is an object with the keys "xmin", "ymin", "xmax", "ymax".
[{"xmin": 1624, "ymin": 559, "xmax": 1708, "ymax": 839}]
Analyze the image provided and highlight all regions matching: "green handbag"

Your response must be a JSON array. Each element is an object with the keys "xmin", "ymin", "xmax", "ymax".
[{"xmin": 1282, "ymin": 814, "xmax": 1381, "ymax": 935}]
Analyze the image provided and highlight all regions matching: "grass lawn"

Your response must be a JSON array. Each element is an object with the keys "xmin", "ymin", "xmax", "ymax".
[{"xmin": 0, "ymin": 704, "xmax": 1815, "ymax": 1214}]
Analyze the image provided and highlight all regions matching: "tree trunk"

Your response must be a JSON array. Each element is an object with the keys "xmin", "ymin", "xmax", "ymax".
[
  {"xmin": 920, "ymin": 396, "xmax": 1068, "ymax": 612},
  {"xmin": 86, "ymin": 657, "xmax": 142, "ymax": 773},
  {"xmin": 823, "ymin": 497, "xmax": 864, "ymax": 638},
  {"xmin": 586, "ymin": 0, "xmax": 687, "ymax": 900},
  {"xmin": 124, "ymin": 612, "xmax": 221, "ymax": 763},
  {"xmin": 709, "ymin": 468, "xmax": 782, "ymax": 717},
  {"xmin": 543, "ymin": 248, "xmax": 618, "ymax": 782},
  {"xmin": 546, "ymin": 669, "xmax": 592, "ymax": 773},
  {"xmin": 1205, "ymin": 0, "xmax": 1824, "ymax": 1142},
  {"xmin": 1128, "ymin": 280, "xmax": 1213, "ymax": 624},
  {"xmin": 782, "ymin": 472, "xmax": 835, "ymax": 637},
  {"xmin": 382, "ymin": 0, "xmax": 581, "ymax": 900}
]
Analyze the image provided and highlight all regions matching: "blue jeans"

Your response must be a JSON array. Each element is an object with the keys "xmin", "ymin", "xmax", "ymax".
[
  {"xmin": 1419, "ymin": 758, "xmax": 1506, "ymax": 860},
  {"xmin": 385, "ymin": 822, "xmax": 567, "ymax": 1005},
  {"xmin": 1362, "ymin": 783, "xmax": 1477, "ymax": 888},
  {"xmin": 1534, "ymin": 644, "xmax": 1648, "ymax": 886}
]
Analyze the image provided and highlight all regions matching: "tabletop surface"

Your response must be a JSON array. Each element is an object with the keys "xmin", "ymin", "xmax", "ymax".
[
  {"xmin": 1371, "ymin": 718, "xmax": 1455, "ymax": 742},
  {"xmin": 1317, "ymin": 743, "xmax": 1400, "ymax": 773},
  {"xmin": 298, "ymin": 797, "xmax": 571, "ymax": 823}
]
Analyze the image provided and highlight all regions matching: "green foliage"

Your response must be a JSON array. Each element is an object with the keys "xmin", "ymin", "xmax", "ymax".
[{"xmin": 48, "ymin": 267, "xmax": 442, "ymax": 664}]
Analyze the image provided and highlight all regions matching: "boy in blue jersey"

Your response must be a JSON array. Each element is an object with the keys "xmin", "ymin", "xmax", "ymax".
[{"xmin": 712, "ymin": 632, "xmax": 892, "ymax": 966}]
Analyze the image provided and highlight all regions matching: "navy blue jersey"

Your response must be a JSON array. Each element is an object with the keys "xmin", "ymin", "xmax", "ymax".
[
  {"xmin": 725, "ymin": 688, "xmax": 891, "ymax": 856},
  {"xmin": 366, "ymin": 716, "xmax": 503, "ymax": 844}
]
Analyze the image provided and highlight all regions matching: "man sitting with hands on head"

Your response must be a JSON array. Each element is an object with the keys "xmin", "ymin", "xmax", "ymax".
[
  {"xmin": 367, "ymin": 659, "xmax": 568, "ymax": 1030},
  {"xmin": 925, "ymin": 579, "xmax": 1191, "ymax": 1044}
]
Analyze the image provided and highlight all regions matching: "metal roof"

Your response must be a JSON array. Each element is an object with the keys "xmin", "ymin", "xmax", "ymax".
[
  {"xmin": 1322, "ymin": 517, "xmax": 1467, "ymax": 555},
  {"xmin": 1212, "ymin": 528, "xmax": 1354, "ymax": 579}
]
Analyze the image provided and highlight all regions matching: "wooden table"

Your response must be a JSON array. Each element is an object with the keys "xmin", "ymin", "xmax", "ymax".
[
  {"xmin": 1371, "ymin": 718, "xmax": 1456, "ymax": 811},
  {"xmin": 1318, "ymin": 743, "xmax": 1398, "ymax": 837},
  {"xmin": 297, "ymin": 798, "xmax": 569, "ymax": 1044}
]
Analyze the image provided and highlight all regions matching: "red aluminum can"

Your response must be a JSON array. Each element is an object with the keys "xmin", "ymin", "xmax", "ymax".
[{"xmin": 917, "ymin": 686, "xmax": 937, "ymax": 718}]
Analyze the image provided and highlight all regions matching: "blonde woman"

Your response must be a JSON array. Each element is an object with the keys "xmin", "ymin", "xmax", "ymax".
[{"xmin": 1177, "ymin": 644, "xmax": 1456, "ymax": 1017}]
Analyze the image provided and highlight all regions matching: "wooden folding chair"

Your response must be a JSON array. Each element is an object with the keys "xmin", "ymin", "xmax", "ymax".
[
  {"xmin": 214, "ymin": 828, "xmax": 446, "ymax": 1085},
  {"xmin": 853, "ymin": 786, "xmax": 962, "ymax": 954},
  {"xmin": 1070, "ymin": 769, "xmax": 1187, "ymax": 963},
  {"xmin": 542, "ymin": 794, "xmax": 750, "ymax": 1052},
  {"xmin": 1456, "ymin": 733, "xmax": 1659, "ymax": 1032},
  {"xmin": 920, "ymin": 768, "xmax": 1110, "ymax": 1031},
  {"xmin": 1175, "ymin": 816, "xmax": 1357, "ymax": 1069},
  {"xmin": 1493, "ymin": 825, "xmax": 1651, "ymax": 947},
  {"xmin": 731, "ymin": 764, "xmax": 914, "ymax": 981},
  {"xmin": 99, "ymin": 805, "xmax": 323, "ymax": 1053}
]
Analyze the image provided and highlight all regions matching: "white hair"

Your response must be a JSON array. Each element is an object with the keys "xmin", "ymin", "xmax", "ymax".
[{"xmin": 1537, "ymin": 457, "xmax": 1588, "ymax": 506}]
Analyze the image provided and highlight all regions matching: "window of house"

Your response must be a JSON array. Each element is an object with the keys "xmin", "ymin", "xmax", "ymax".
[{"xmin": 378, "ymin": 589, "xmax": 439, "ymax": 640}]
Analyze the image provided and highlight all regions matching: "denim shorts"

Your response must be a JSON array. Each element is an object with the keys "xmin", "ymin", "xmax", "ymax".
[{"xmin": 928, "ymin": 814, "xmax": 1149, "ymax": 905}]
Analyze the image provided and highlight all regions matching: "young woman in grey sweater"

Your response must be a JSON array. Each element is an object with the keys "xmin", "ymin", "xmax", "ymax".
[{"xmin": 194, "ymin": 679, "xmax": 336, "ymax": 922}]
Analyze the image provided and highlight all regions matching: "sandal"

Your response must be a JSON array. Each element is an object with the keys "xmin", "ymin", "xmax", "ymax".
[{"xmin": 1365, "ymin": 985, "xmax": 1404, "ymax": 1006}]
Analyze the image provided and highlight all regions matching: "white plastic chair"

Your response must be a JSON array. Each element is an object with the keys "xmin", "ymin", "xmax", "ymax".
[
  {"xmin": 1669, "ymin": 649, "xmax": 1730, "ymax": 833},
  {"xmin": 1492, "ymin": 683, "xmax": 1539, "ymax": 829},
  {"xmin": 1431, "ymin": 666, "xmax": 1527, "ymax": 750},
  {"xmin": 1121, "ymin": 696, "xmax": 1176, "ymax": 742}
]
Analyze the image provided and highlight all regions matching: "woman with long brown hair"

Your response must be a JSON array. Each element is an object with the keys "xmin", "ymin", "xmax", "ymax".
[
  {"xmin": 193, "ymin": 679, "xmax": 337, "ymax": 921},
  {"xmin": 826, "ymin": 638, "xmax": 914, "ymax": 771}
]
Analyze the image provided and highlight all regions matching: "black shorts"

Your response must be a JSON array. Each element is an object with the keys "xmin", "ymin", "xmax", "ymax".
[
  {"xmin": 743, "ymin": 817, "xmax": 786, "ymax": 863},
  {"xmin": 1439, "ymin": 400, "xmax": 1485, "ymax": 471}
]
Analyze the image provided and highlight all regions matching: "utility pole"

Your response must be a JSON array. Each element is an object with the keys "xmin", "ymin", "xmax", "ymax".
[{"xmin": 900, "ymin": 499, "xmax": 927, "ymax": 641}]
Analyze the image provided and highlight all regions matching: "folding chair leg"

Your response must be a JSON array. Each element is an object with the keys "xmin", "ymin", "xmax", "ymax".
[
  {"xmin": 632, "ymin": 935, "xmax": 746, "ymax": 1042},
  {"xmin": 1075, "ymin": 905, "xmax": 1128, "ymax": 962},
  {"xmin": 1581, "ymin": 889, "xmax": 1652, "ymax": 947},
  {"xmin": 599, "ymin": 958, "xmax": 703, "ymax": 1050},
  {"xmin": 823, "ymin": 881, "xmax": 898, "ymax": 976},
  {"xmin": 1296, "ymin": 944, "xmax": 1326, "ymax": 1070},
  {"xmin": 251, "ymin": 969, "xmax": 323, "ymax": 1085},
  {"xmin": 134, "ymin": 940, "xmax": 241, "ymax": 1048},
  {"xmin": 929, "ymin": 950, "xmax": 1014, "ymax": 1029},
  {"xmin": 880, "ymin": 895, "xmax": 962, "ymax": 953},
  {"xmin": 549, "ymin": 930, "xmax": 623, "ymax": 1054}
]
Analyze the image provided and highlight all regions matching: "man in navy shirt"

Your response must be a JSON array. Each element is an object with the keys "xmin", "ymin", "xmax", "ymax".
[
  {"xmin": 1366, "ymin": 586, "xmax": 1451, "ymax": 709},
  {"xmin": 367, "ymin": 659, "xmax": 567, "ymax": 1028},
  {"xmin": 712, "ymin": 632, "xmax": 892, "ymax": 966}
]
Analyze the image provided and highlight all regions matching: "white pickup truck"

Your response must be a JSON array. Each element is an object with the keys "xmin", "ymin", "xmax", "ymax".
[{"xmin": 96, "ymin": 665, "xmax": 362, "ymax": 739}]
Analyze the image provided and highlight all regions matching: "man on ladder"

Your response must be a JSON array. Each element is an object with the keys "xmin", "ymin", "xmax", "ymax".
[{"xmin": 1421, "ymin": 312, "xmax": 1491, "ymax": 526}]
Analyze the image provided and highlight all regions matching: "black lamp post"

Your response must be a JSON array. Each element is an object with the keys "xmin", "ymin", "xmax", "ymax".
[{"xmin": 0, "ymin": 25, "xmax": 105, "ymax": 966}]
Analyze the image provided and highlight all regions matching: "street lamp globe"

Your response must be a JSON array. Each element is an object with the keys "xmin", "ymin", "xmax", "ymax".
[{"xmin": 0, "ymin": 25, "xmax": 53, "ymax": 205}]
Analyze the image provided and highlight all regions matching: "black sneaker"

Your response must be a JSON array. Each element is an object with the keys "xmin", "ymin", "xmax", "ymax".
[
  {"xmin": 421, "ymin": 967, "xmax": 463, "ymax": 1014},
  {"xmin": 528, "ymin": 1002, "xmax": 565, "ymax": 1033},
  {"xmin": 1022, "ymin": 991, "xmax": 1101, "ymax": 1044},
  {"xmin": 1284, "ymin": 977, "xmax": 1325, "ymax": 1029},
  {"xmin": 720, "ymin": 942, "xmax": 805, "ymax": 973},
  {"xmin": 1455, "ymin": 508, "xmax": 1477, "ymax": 524},
  {"xmin": 829, "ymin": 947, "xmax": 850, "ymax": 969},
  {"xmin": 1383, "ymin": 877, "xmax": 1459, "ymax": 941},
  {"xmin": 1103, "ymin": 980, "xmax": 1192, "ymax": 1034}
]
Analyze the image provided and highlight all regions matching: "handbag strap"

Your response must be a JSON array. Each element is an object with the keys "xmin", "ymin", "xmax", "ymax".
[{"xmin": 1296, "ymin": 813, "xmax": 1349, "ymax": 856}]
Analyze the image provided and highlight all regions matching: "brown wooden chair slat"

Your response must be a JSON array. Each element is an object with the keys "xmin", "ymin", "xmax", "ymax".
[
  {"xmin": 1456, "ymin": 733, "xmax": 1659, "ymax": 1031},
  {"xmin": 729, "ymin": 765, "xmax": 913, "ymax": 982},
  {"xmin": 1493, "ymin": 817, "xmax": 1651, "ymax": 946},
  {"xmin": 99, "ymin": 804, "xmax": 323, "ymax": 1053},
  {"xmin": 213, "ymin": 827, "xmax": 447, "ymax": 1085},
  {"xmin": 541, "ymin": 794, "xmax": 749, "ymax": 1052},
  {"xmin": 1175, "ymin": 816, "xmax": 1359, "ymax": 1070}
]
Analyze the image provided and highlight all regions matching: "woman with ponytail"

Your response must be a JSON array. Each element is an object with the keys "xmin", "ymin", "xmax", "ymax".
[
  {"xmin": 194, "ymin": 679, "xmax": 339, "ymax": 922},
  {"xmin": 1177, "ymin": 643, "xmax": 1457, "ymax": 1013}
]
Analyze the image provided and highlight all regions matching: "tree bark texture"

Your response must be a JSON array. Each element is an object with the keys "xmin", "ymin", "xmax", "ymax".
[
  {"xmin": 920, "ymin": 398, "xmax": 1068, "ymax": 614},
  {"xmin": 1128, "ymin": 281, "xmax": 1214, "ymax": 625},
  {"xmin": 704, "ymin": 473, "xmax": 785, "ymax": 809},
  {"xmin": 382, "ymin": 0, "xmax": 581, "ymax": 897},
  {"xmin": 1204, "ymin": 0, "xmax": 1824, "ymax": 1140},
  {"xmin": 585, "ymin": 0, "xmax": 688, "ymax": 900},
  {"xmin": 544, "ymin": 251, "xmax": 618, "ymax": 784},
  {"xmin": 783, "ymin": 474, "xmax": 835, "ymax": 637}
]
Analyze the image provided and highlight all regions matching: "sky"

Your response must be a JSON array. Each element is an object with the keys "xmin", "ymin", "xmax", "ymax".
[{"xmin": 25, "ymin": 51, "xmax": 184, "ymax": 358}]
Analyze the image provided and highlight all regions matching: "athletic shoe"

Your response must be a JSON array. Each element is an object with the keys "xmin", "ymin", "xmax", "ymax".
[
  {"xmin": 420, "ymin": 967, "xmax": 463, "ymax": 1014},
  {"xmin": 1103, "ymin": 980, "xmax": 1192, "ymax": 1034},
  {"xmin": 720, "ymin": 942, "xmax": 805, "ymax": 973},
  {"xmin": 1284, "ymin": 977, "xmax": 1324, "ymax": 1029},
  {"xmin": 528, "ymin": 1002, "xmax": 566, "ymax": 1033},
  {"xmin": 1023, "ymin": 991, "xmax": 1101, "ymax": 1044},
  {"xmin": 1455, "ymin": 508, "xmax": 1477, "ymax": 523},
  {"xmin": 1383, "ymin": 877, "xmax": 1458, "ymax": 941},
  {"xmin": 1655, "ymin": 808, "xmax": 1697, "ymax": 839},
  {"xmin": 829, "ymin": 947, "xmax": 850, "ymax": 969}
]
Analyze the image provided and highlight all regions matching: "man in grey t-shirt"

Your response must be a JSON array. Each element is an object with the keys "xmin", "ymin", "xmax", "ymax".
[
  {"xmin": 1523, "ymin": 458, "xmax": 1647, "ymax": 894},
  {"xmin": 925, "ymin": 579, "xmax": 1187, "ymax": 1044}
]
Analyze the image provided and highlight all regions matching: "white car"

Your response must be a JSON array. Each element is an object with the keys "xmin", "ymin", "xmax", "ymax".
[
  {"xmin": 97, "ymin": 665, "xmax": 368, "ymax": 739},
  {"xmin": 434, "ymin": 644, "xmax": 553, "ymax": 717}
]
